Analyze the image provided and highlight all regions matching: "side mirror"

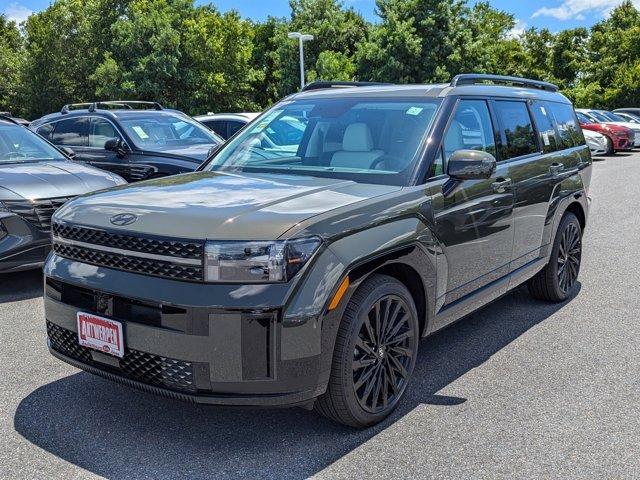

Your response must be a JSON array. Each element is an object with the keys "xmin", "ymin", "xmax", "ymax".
[
  {"xmin": 60, "ymin": 146, "xmax": 76, "ymax": 159},
  {"xmin": 104, "ymin": 137, "xmax": 122, "ymax": 151},
  {"xmin": 447, "ymin": 149, "xmax": 497, "ymax": 180},
  {"xmin": 105, "ymin": 137, "xmax": 128, "ymax": 158}
]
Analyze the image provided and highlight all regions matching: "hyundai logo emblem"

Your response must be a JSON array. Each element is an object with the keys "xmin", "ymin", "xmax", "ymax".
[{"xmin": 110, "ymin": 213, "xmax": 138, "ymax": 226}]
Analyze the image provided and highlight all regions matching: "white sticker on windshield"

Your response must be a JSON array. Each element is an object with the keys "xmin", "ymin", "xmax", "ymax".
[
  {"xmin": 132, "ymin": 126, "xmax": 149, "ymax": 139},
  {"xmin": 540, "ymin": 106, "xmax": 548, "ymax": 116},
  {"xmin": 542, "ymin": 132, "xmax": 550, "ymax": 146},
  {"xmin": 406, "ymin": 107, "xmax": 423, "ymax": 116}
]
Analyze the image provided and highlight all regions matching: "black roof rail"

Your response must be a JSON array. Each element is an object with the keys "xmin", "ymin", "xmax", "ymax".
[
  {"xmin": 94, "ymin": 100, "xmax": 164, "ymax": 111},
  {"xmin": 61, "ymin": 100, "xmax": 164, "ymax": 114},
  {"xmin": 301, "ymin": 81, "xmax": 393, "ymax": 92},
  {"xmin": 0, "ymin": 114, "xmax": 21, "ymax": 125},
  {"xmin": 60, "ymin": 103, "xmax": 93, "ymax": 114},
  {"xmin": 450, "ymin": 74, "xmax": 559, "ymax": 92}
]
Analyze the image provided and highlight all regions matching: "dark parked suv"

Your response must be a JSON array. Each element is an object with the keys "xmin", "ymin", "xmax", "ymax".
[
  {"xmin": 44, "ymin": 75, "xmax": 591, "ymax": 427},
  {"xmin": 29, "ymin": 101, "xmax": 223, "ymax": 182}
]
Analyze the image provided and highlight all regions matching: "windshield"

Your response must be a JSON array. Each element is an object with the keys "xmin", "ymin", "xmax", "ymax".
[
  {"xmin": 119, "ymin": 113, "xmax": 222, "ymax": 151},
  {"xmin": 0, "ymin": 123, "xmax": 66, "ymax": 163},
  {"xmin": 576, "ymin": 112, "xmax": 592, "ymax": 124},
  {"xmin": 588, "ymin": 111, "xmax": 611, "ymax": 123},
  {"xmin": 204, "ymin": 97, "xmax": 440, "ymax": 185},
  {"xmin": 601, "ymin": 111, "xmax": 630, "ymax": 122}
]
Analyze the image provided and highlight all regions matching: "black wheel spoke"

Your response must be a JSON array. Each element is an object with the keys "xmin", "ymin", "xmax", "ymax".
[
  {"xmin": 352, "ymin": 293, "xmax": 416, "ymax": 414},
  {"xmin": 557, "ymin": 221, "xmax": 581, "ymax": 294}
]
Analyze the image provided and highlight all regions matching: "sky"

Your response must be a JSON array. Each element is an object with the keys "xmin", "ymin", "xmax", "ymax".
[{"xmin": 4, "ymin": 0, "xmax": 640, "ymax": 33}]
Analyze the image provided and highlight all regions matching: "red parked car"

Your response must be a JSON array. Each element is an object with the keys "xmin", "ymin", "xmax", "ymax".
[{"xmin": 576, "ymin": 111, "xmax": 633, "ymax": 154}]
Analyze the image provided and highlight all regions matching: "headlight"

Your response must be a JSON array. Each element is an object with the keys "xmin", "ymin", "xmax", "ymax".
[{"xmin": 204, "ymin": 237, "xmax": 322, "ymax": 283}]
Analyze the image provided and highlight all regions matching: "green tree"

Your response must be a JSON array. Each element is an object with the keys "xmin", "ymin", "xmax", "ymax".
[
  {"xmin": 277, "ymin": 0, "xmax": 368, "ymax": 93},
  {"xmin": 0, "ymin": 15, "xmax": 23, "ymax": 115},
  {"xmin": 357, "ymin": 0, "xmax": 467, "ymax": 83},
  {"xmin": 311, "ymin": 50, "xmax": 356, "ymax": 81}
]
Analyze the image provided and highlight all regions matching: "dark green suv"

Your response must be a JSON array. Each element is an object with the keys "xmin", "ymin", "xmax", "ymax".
[{"xmin": 43, "ymin": 75, "xmax": 591, "ymax": 427}]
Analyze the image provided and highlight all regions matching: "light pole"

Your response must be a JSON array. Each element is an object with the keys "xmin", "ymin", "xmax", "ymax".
[{"xmin": 288, "ymin": 32, "xmax": 314, "ymax": 90}]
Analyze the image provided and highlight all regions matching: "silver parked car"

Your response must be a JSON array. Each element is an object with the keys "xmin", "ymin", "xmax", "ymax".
[{"xmin": 0, "ymin": 116, "xmax": 125, "ymax": 273}]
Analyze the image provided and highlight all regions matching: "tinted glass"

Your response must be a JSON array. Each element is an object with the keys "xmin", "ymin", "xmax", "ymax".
[
  {"xmin": 548, "ymin": 103, "xmax": 585, "ymax": 148},
  {"xmin": 204, "ymin": 120, "xmax": 227, "ymax": 138},
  {"xmin": 36, "ymin": 123, "xmax": 54, "ymax": 141},
  {"xmin": 206, "ymin": 97, "xmax": 441, "ymax": 186},
  {"xmin": 576, "ymin": 112, "xmax": 592, "ymax": 124},
  {"xmin": 494, "ymin": 101, "xmax": 537, "ymax": 160},
  {"xmin": 227, "ymin": 121, "xmax": 245, "ymax": 137},
  {"xmin": 0, "ymin": 123, "xmax": 65, "ymax": 163},
  {"xmin": 51, "ymin": 117, "xmax": 88, "ymax": 146},
  {"xmin": 435, "ymin": 99, "xmax": 496, "ymax": 176},
  {"xmin": 588, "ymin": 111, "xmax": 610, "ymax": 123},
  {"xmin": 119, "ymin": 113, "xmax": 221, "ymax": 151},
  {"xmin": 531, "ymin": 102, "xmax": 558, "ymax": 153},
  {"xmin": 89, "ymin": 118, "xmax": 119, "ymax": 147}
]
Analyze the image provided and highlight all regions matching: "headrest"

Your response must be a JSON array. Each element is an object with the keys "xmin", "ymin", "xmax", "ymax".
[{"xmin": 342, "ymin": 123, "xmax": 374, "ymax": 152}]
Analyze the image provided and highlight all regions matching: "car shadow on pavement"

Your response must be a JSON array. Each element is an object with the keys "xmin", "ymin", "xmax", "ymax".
[
  {"xmin": 13, "ymin": 284, "xmax": 580, "ymax": 480},
  {"xmin": 0, "ymin": 269, "xmax": 43, "ymax": 303}
]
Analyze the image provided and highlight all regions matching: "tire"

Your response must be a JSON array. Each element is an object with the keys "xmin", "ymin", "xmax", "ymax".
[
  {"xmin": 528, "ymin": 212, "xmax": 582, "ymax": 302},
  {"xmin": 314, "ymin": 274, "xmax": 419, "ymax": 428},
  {"xmin": 604, "ymin": 136, "xmax": 614, "ymax": 155}
]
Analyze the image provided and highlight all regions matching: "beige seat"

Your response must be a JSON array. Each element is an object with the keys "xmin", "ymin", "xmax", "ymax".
[{"xmin": 330, "ymin": 123, "xmax": 384, "ymax": 169}]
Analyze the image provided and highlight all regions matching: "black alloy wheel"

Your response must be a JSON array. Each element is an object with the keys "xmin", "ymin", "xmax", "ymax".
[
  {"xmin": 557, "ymin": 221, "xmax": 581, "ymax": 295},
  {"xmin": 315, "ymin": 274, "xmax": 419, "ymax": 428},
  {"xmin": 528, "ymin": 212, "xmax": 582, "ymax": 302},
  {"xmin": 353, "ymin": 294, "xmax": 415, "ymax": 414}
]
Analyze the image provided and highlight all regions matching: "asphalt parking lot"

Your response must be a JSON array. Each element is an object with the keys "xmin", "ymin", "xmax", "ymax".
[{"xmin": 1, "ymin": 152, "xmax": 640, "ymax": 479}]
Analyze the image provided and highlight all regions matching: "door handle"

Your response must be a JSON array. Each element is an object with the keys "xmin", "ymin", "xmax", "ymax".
[
  {"xmin": 549, "ymin": 163, "xmax": 564, "ymax": 175},
  {"xmin": 491, "ymin": 177, "xmax": 512, "ymax": 194}
]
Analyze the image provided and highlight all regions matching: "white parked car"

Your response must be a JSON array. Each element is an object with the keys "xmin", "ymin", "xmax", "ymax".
[
  {"xmin": 582, "ymin": 129, "xmax": 609, "ymax": 157},
  {"xmin": 576, "ymin": 109, "xmax": 640, "ymax": 147}
]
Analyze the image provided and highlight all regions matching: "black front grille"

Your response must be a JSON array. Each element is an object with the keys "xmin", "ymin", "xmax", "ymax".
[
  {"xmin": 52, "ymin": 242, "xmax": 203, "ymax": 281},
  {"xmin": 52, "ymin": 223, "xmax": 203, "ymax": 259},
  {"xmin": 4, "ymin": 197, "xmax": 74, "ymax": 231},
  {"xmin": 47, "ymin": 321, "xmax": 196, "ymax": 393}
]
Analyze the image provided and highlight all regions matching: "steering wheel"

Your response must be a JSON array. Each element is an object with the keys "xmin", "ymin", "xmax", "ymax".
[{"xmin": 369, "ymin": 154, "xmax": 403, "ymax": 171}]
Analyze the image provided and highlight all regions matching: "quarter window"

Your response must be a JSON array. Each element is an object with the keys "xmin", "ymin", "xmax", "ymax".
[
  {"xmin": 89, "ymin": 118, "xmax": 119, "ymax": 148},
  {"xmin": 547, "ymin": 102, "xmax": 585, "ymax": 148},
  {"xmin": 531, "ymin": 102, "xmax": 558, "ymax": 153},
  {"xmin": 494, "ymin": 101, "xmax": 537, "ymax": 160},
  {"xmin": 50, "ymin": 117, "xmax": 88, "ymax": 146}
]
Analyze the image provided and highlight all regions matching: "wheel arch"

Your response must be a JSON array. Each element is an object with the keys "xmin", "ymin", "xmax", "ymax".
[{"xmin": 344, "ymin": 249, "xmax": 431, "ymax": 337}]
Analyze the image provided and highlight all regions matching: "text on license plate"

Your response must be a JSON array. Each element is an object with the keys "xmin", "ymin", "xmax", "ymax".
[{"xmin": 77, "ymin": 312, "xmax": 124, "ymax": 358}]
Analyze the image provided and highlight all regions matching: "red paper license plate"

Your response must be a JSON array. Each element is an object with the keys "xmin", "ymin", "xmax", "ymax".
[{"xmin": 77, "ymin": 312, "xmax": 124, "ymax": 358}]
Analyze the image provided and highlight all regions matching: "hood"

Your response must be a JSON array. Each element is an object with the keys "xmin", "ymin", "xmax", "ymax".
[
  {"xmin": 0, "ymin": 160, "xmax": 123, "ymax": 200},
  {"xmin": 603, "ymin": 121, "xmax": 640, "ymax": 132},
  {"xmin": 143, "ymin": 143, "xmax": 218, "ymax": 161},
  {"xmin": 54, "ymin": 171, "xmax": 399, "ymax": 240}
]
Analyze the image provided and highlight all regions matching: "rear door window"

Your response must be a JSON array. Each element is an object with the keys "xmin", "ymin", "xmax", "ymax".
[
  {"xmin": 51, "ymin": 117, "xmax": 89, "ymax": 146},
  {"xmin": 494, "ymin": 101, "xmax": 538, "ymax": 160},
  {"xmin": 547, "ymin": 102, "xmax": 585, "ymax": 148},
  {"xmin": 530, "ymin": 102, "xmax": 558, "ymax": 154}
]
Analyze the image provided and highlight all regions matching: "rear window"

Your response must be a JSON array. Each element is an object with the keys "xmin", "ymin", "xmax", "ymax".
[
  {"xmin": 530, "ymin": 102, "xmax": 558, "ymax": 154},
  {"xmin": 548, "ymin": 103, "xmax": 585, "ymax": 148},
  {"xmin": 494, "ymin": 101, "xmax": 537, "ymax": 160}
]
